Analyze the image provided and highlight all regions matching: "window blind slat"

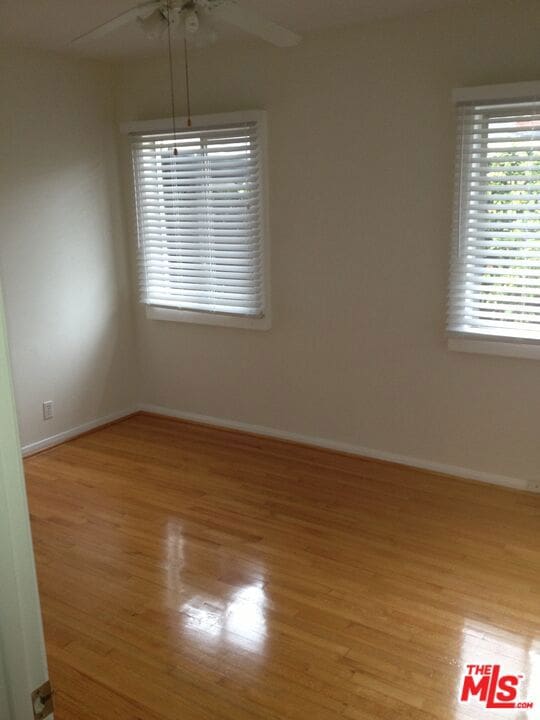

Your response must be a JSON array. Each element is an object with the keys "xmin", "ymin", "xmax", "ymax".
[
  {"xmin": 449, "ymin": 94, "xmax": 540, "ymax": 340},
  {"xmin": 130, "ymin": 119, "xmax": 266, "ymax": 318}
]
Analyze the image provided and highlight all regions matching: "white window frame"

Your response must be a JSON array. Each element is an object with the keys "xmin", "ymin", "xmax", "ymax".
[
  {"xmin": 122, "ymin": 110, "xmax": 271, "ymax": 331},
  {"xmin": 448, "ymin": 80, "xmax": 540, "ymax": 360}
]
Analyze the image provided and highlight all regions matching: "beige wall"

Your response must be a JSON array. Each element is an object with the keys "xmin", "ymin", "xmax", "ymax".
[
  {"xmin": 115, "ymin": 0, "xmax": 540, "ymax": 486},
  {"xmin": 0, "ymin": 49, "xmax": 136, "ymax": 447}
]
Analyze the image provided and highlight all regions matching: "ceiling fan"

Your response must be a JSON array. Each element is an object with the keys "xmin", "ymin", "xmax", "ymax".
[
  {"xmin": 71, "ymin": 0, "xmax": 302, "ymax": 49},
  {"xmin": 71, "ymin": 1, "xmax": 300, "ymax": 145}
]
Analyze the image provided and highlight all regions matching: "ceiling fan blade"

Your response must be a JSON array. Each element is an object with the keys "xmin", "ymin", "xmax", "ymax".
[
  {"xmin": 71, "ymin": 1, "xmax": 161, "ymax": 46},
  {"xmin": 212, "ymin": 1, "xmax": 301, "ymax": 47}
]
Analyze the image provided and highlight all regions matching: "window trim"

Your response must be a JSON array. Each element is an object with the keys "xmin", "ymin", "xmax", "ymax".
[
  {"xmin": 448, "ymin": 81, "xmax": 540, "ymax": 359},
  {"xmin": 146, "ymin": 304, "xmax": 271, "ymax": 330},
  {"xmin": 122, "ymin": 110, "xmax": 271, "ymax": 330},
  {"xmin": 452, "ymin": 80, "xmax": 540, "ymax": 104},
  {"xmin": 449, "ymin": 337, "xmax": 540, "ymax": 361}
]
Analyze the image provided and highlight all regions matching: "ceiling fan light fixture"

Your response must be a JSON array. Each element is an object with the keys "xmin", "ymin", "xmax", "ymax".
[
  {"xmin": 137, "ymin": 8, "xmax": 167, "ymax": 40},
  {"xmin": 70, "ymin": 0, "xmax": 302, "ymax": 50}
]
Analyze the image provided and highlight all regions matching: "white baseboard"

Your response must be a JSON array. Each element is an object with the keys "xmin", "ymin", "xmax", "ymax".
[
  {"xmin": 21, "ymin": 408, "xmax": 137, "ymax": 457},
  {"xmin": 138, "ymin": 403, "xmax": 536, "ymax": 493},
  {"xmin": 22, "ymin": 402, "xmax": 537, "ymax": 494}
]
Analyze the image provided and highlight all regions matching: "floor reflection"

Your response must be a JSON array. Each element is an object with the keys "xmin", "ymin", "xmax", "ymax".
[
  {"xmin": 226, "ymin": 583, "xmax": 267, "ymax": 649},
  {"xmin": 179, "ymin": 582, "xmax": 268, "ymax": 653},
  {"xmin": 164, "ymin": 521, "xmax": 268, "ymax": 654},
  {"xmin": 454, "ymin": 620, "xmax": 540, "ymax": 720},
  {"xmin": 165, "ymin": 519, "xmax": 186, "ymax": 601}
]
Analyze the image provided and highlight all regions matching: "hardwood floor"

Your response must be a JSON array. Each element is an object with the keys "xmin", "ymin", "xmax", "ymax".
[{"xmin": 24, "ymin": 413, "xmax": 540, "ymax": 720}]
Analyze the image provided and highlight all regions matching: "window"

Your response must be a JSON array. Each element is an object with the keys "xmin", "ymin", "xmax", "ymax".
[
  {"xmin": 449, "ymin": 82, "xmax": 540, "ymax": 357},
  {"xmin": 126, "ymin": 111, "xmax": 269, "ymax": 329}
]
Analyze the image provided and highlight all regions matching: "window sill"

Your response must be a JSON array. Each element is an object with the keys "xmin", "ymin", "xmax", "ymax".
[
  {"xmin": 448, "ymin": 337, "xmax": 540, "ymax": 360},
  {"xmin": 146, "ymin": 305, "xmax": 271, "ymax": 330}
]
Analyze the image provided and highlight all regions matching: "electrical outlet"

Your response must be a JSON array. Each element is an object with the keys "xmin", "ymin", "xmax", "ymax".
[{"xmin": 42, "ymin": 401, "xmax": 54, "ymax": 421}]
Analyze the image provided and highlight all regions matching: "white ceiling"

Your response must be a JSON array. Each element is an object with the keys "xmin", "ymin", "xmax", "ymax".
[{"xmin": 1, "ymin": 0, "xmax": 470, "ymax": 59}]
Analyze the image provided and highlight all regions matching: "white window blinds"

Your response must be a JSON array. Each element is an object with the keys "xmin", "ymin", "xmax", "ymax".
[
  {"xmin": 130, "ymin": 116, "xmax": 266, "ymax": 319},
  {"xmin": 449, "ymin": 87, "xmax": 540, "ymax": 342}
]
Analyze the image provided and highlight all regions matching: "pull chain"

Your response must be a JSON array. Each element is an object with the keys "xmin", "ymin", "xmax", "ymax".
[
  {"xmin": 166, "ymin": 0, "xmax": 179, "ymax": 155},
  {"xmin": 183, "ymin": 34, "xmax": 192, "ymax": 128}
]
